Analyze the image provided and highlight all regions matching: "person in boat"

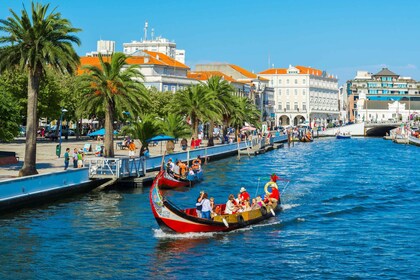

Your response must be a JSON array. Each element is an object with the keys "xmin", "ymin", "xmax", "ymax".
[
  {"xmin": 196, "ymin": 192, "xmax": 211, "ymax": 220},
  {"xmin": 196, "ymin": 191, "xmax": 204, "ymax": 218},
  {"xmin": 268, "ymin": 183, "xmax": 280, "ymax": 205},
  {"xmin": 192, "ymin": 156, "xmax": 202, "ymax": 171},
  {"xmin": 166, "ymin": 158, "xmax": 175, "ymax": 176},
  {"xmin": 306, "ymin": 131, "xmax": 312, "ymax": 140},
  {"xmin": 178, "ymin": 160, "xmax": 187, "ymax": 178},
  {"xmin": 239, "ymin": 187, "xmax": 250, "ymax": 202},
  {"xmin": 173, "ymin": 159, "xmax": 181, "ymax": 178},
  {"xmin": 225, "ymin": 194, "xmax": 239, "ymax": 214}
]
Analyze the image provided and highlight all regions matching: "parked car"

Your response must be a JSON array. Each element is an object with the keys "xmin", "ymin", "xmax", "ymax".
[{"xmin": 19, "ymin": 126, "xmax": 26, "ymax": 137}]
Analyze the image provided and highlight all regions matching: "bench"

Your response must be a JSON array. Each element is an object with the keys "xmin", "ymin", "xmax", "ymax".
[{"xmin": 116, "ymin": 142, "xmax": 126, "ymax": 150}]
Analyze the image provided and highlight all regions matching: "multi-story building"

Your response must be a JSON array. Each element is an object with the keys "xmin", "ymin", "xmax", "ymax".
[
  {"xmin": 123, "ymin": 22, "xmax": 186, "ymax": 64},
  {"xmin": 86, "ymin": 40, "xmax": 115, "ymax": 57},
  {"xmin": 195, "ymin": 63, "xmax": 275, "ymax": 127},
  {"xmin": 347, "ymin": 68, "xmax": 420, "ymax": 122},
  {"xmin": 259, "ymin": 65, "xmax": 339, "ymax": 128},
  {"xmin": 79, "ymin": 50, "xmax": 198, "ymax": 92}
]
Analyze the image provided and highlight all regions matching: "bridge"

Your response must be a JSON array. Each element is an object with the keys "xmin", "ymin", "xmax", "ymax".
[
  {"xmin": 84, "ymin": 134, "xmax": 288, "ymax": 180},
  {"xmin": 317, "ymin": 121, "xmax": 402, "ymax": 137},
  {"xmin": 365, "ymin": 121, "xmax": 401, "ymax": 136}
]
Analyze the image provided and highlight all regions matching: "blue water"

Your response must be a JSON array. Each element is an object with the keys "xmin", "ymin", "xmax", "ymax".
[{"xmin": 1, "ymin": 138, "xmax": 419, "ymax": 279}]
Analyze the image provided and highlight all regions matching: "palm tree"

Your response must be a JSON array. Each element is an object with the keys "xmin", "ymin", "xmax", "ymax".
[
  {"xmin": 204, "ymin": 76, "xmax": 236, "ymax": 140},
  {"xmin": 0, "ymin": 3, "xmax": 81, "ymax": 176},
  {"xmin": 121, "ymin": 113, "xmax": 160, "ymax": 150},
  {"xmin": 79, "ymin": 52, "xmax": 149, "ymax": 157},
  {"xmin": 158, "ymin": 113, "xmax": 192, "ymax": 153},
  {"xmin": 173, "ymin": 84, "xmax": 221, "ymax": 138},
  {"xmin": 229, "ymin": 96, "xmax": 260, "ymax": 138}
]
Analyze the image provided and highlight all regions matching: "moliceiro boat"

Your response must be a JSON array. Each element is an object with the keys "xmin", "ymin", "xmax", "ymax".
[
  {"xmin": 158, "ymin": 169, "xmax": 204, "ymax": 189},
  {"xmin": 149, "ymin": 173, "xmax": 281, "ymax": 233}
]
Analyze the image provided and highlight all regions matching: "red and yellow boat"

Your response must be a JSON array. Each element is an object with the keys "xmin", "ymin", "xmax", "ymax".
[{"xmin": 149, "ymin": 172, "xmax": 281, "ymax": 233}]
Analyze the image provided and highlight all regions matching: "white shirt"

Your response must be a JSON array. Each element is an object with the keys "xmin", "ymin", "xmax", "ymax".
[
  {"xmin": 225, "ymin": 200, "xmax": 236, "ymax": 214},
  {"xmin": 196, "ymin": 198, "xmax": 211, "ymax": 212}
]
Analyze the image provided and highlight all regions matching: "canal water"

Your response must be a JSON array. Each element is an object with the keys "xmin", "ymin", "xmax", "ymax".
[{"xmin": 1, "ymin": 138, "xmax": 419, "ymax": 279}]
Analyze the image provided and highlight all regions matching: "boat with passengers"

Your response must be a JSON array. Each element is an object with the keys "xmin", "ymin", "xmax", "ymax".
[
  {"xmin": 149, "ymin": 173, "xmax": 282, "ymax": 233},
  {"xmin": 336, "ymin": 132, "xmax": 352, "ymax": 139},
  {"xmin": 158, "ymin": 157, "xmax": 204, "ymax": 189}
]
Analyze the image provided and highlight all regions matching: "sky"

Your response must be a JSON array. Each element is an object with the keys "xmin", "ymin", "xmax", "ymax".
[{"xmin": 1, "ymin": 0, "xmax": 420, "ymax": 84}]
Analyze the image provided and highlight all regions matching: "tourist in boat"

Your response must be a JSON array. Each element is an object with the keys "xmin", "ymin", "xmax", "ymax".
[
  {"xmin": 178, "ymin": 160, "xmax": 187, "ymax": 178},
  {"xmin": 239, "ymin": 187, "xmax": 250, "ymax": 202},
  {"xmin": 225, "ymin": 194, "xmax": 239, "ymax": 214},
  {"xmin": 268, "ymin": 184, "xmax": 280, "ymax": 204},
  {"xmin": 196, "ymin": 192, "xmax": 211, "ymax": 219},
  {"xmin": 192, "ymin": 156, "xmax": 202, "ymax": 171},
  {"xmin": 173, "ymin": 160, "xmax": 181, "ymax": 178}
]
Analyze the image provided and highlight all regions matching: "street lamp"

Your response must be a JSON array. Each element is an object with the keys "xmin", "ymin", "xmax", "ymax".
[{"xmin": 57, "ymin": 108, "xmax": 68, "ymax": 158}]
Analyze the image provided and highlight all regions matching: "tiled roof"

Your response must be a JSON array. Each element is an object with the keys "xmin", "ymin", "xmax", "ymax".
[
  {"xmin": 259, "ymin": 68, "xmax": 287, "ymax": 75},
  {"xmin": 229, "ymin": 64, "xmax": 258, "ymax": 79},
  {"xmin": 373, "ymin": 68, "xmax": 399, "ymax": 77},
  {"xmin": 78, "ymin": 51, "xmax": 189, "ymax": 75},
  {"xmin": 187, "ymin": 71, "xmax": 237, "ymax": 82}
]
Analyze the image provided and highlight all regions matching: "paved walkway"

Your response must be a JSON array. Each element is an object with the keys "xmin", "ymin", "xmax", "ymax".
[{"xmin": 0, "ymin": 137, "xmax": 208, "ymax": 179}]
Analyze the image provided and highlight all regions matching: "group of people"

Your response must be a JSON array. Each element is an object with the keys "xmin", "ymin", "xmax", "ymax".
[
  {"xmin": 166, "ymin": 156, "xmax": 202, "ymax": 179},
  {"xmin": 63, "ymin": 148, "xmax": 85, "ymax": 170},
  {"xmin": 194, "ymin": 173, "xmax": 281, "ymax": 220}
]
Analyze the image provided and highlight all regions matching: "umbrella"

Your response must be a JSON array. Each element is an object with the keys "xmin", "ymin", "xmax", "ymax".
[
  {"xmin": 146, "ymin": 134, "xmax": 176, "ymax": 154},
  {"xmin": 87, "ymin": 128, "xmax": 118, "ymax": 137},
  {"xmin": 240, "ymin": 126, "xmax": 256, "ymax": 132}
]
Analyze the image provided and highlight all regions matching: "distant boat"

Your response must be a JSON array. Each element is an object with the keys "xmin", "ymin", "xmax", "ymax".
[
  {"xmin": 336, "ymin": 132, "xmax": 351, "ymax": 139},
  {"xmin": 408, "ymin": 135, "xmax": 420, "ymax": 146},
  {"xmin": 158, "ymin": 169, "xmax": 204, "ymax": 189}
]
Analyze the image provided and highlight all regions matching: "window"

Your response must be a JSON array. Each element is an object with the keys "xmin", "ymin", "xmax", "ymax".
[
  {"xmin": 294, "ymin": 102, "xmax": 298, "ymax": 110},
  {"xmin": 303, "ymin": 102, "xmax": 307, "ymax": 110},
  {"xmin": 286, "ymin": 89, "xmax": 289, "ymax": 95},
  {"xmin": 286, "ymin": 102, "xmax": 290, "ymax": 110},
  {"xmin": 294, "ymin": 89, "xmax": 298, "ymax": 95},
  {"xmin": 171, "ymin": 86, "xmax": 176, "ymax": 92},
  {"xmin": 303, "ymin": 89, "xmax": 306, "ymax": 95},
  {"xmin": 163, "ymin": 85, "xmax": 168, "ymax": 91},
  {"xmin": 294, "ymin": 79, "xmax": 298, "ymax": 84},
  {"xmin": 279, "ymin": 79, "xmax": 282, "ymax": 84},
  {"xmin": 286, "ymin": 79, "xmax": 289, "ymax": 84},
  {"xmin": 278, "ymin": 104, "xmax": 282, "ymax": 110},
  {"xmin": 278, "ymin": 89, "xmax": 281, "ymax": 96},
  {"xmin": 303, "ymin": 79, "xmax": 306, "ymax": 84}
]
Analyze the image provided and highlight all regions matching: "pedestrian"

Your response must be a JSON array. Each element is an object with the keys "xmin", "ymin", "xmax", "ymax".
[
  {"xmin": 64, "ymin": 148, "xmax": 70, "ymax": 170},
  {"xmin": 77, "ymin": 150, "xmax": 84, "ymax": 168},
  {"xmin": 128, "ymin": 140, "xmax": 136, "ymax": 157},
  {"xmin": 72, "ymin": 148, "xmax": 78, "ymax": 168}
]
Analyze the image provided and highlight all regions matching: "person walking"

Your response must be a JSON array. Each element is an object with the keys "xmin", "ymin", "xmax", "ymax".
[{"xmin": 64, "ymin": 148, "xmax": 70, "ymax": 170}]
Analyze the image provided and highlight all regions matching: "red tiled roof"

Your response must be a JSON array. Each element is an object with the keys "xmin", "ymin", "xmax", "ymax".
[
  {"xmin": 259, "ymin": 68, "xmax": 288, "ymax": 75},
  {"xmin": 259, "ymin": 66, "xmax": 323, "ymax": 76},
  {"xmin": 187, "ymin": 71, "xmax": 237, "ymax": 82}
]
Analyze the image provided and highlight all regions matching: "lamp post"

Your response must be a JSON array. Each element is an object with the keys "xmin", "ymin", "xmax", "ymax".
[{"xmin": 57, "ymin": 108, "xmax": 68, "ymax": 158}]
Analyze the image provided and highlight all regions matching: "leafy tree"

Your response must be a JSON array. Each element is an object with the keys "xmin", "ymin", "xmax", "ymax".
[
  {"xmin": 0, "ymin": 90, "xmax": 21, "ymax": 141},
  {"xmin": 157, "ymin": 113, "xmax": 191, "ymax": 153},
  {"xmin": 78, "ymin": 52, "xmax": 149, "ymax": 157},
  {"xmin": 0, "ymin": 2, "xmax": 81, "ymax": 176},
  {"xmin": 173, "ymin": 84, "xmax": 221, "ymax": 138},
  {"xmin": 141, "ymin": 88, "xmax": 174, "ymax": 118},
  {"xmin": 121, "ymin": 113, "xmax": 160, "ymax": 150},
  {"xmin": 204, "ymin": 76, "xmax": 235, "ymax": 139}
]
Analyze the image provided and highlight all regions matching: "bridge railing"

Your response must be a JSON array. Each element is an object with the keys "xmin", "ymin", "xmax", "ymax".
[{"xmin": 85, "ymin": 134, "xmax": 287, "ymax": 179}]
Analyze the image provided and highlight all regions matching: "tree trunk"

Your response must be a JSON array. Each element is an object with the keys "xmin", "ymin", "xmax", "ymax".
[
  {"xmin": 19, "ymin": 71, "xmax": 40, "ymax": 176},
  {"xmin": 104, "ymin": 101, "xmax": 115, "ymax": 157}
]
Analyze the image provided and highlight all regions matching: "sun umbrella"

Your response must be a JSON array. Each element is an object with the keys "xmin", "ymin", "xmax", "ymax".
[
  {"xmin": 146, "ymin": 134, "xmax": 176, "ymax": 154},
  {"xmin": 87, "ymin": 128, "xmax": 118, "ymax": 137},
  {"xmin": 240, "ymin": 126, "xmax": 256, "ymax": 132}
]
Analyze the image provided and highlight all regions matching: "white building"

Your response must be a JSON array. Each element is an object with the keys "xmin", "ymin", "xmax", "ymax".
[
  {"xmin": 86, "ymin": 40, "xmax": 115, "ymax": 57},
  {"xmin": 259, "ymin": 65, "xmax": 339, "ymax": 128},
  {"xmin": 123, "ymin": 22, "xmax": 185, "ymax": 64}
]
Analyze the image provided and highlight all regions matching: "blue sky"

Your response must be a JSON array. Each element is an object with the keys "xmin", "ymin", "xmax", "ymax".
[{"xmin": 1, "ymin": 0, "xmax": 420, "ymax": 83}]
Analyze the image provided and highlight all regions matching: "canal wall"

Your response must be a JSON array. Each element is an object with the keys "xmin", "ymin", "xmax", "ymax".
[{"xmin": 0, "ymin": 168, "xmax": 108, "ymax": 213}]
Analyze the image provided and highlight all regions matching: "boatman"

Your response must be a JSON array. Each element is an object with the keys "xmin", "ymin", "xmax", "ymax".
[{"xmin": 239, "ymin": 187, "xmax": 250, "ymax": 202}]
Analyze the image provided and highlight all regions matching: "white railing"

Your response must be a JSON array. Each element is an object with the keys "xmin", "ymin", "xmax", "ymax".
[{"xmin": 85, "ymin": 157, "xmax": 144, "ymax": 179}]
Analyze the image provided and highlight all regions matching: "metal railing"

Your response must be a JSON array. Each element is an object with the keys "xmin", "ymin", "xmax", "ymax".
[{"xmin": 85, "ymin": 134, "xmax": 287, "ymax": 179}]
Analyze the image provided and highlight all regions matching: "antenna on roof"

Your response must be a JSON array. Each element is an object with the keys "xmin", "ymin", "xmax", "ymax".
[{"xmin": 144, "ymin": 21, "xmax": 148, "ymax": 41}]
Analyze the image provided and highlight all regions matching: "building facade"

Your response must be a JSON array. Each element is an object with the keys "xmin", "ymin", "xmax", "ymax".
[
  {"xmin": 123, "ymin": 22, "xmax": 186, "ymax": 64},
  {"xmin": 195, "ymin": 63, "xmax": 275, "ymax": 127},
  {"xmin": 79, "ymin": 50, "xmax": 198, "ymax": 92},
  {"xmin": 86, "ymin": 40, "xmax": 115, "ymax": 57},
  {"xmin": 259, "ymin": 65, "xmax": 339, "ymax": 128},
  {"xmin": 347, "ymin": 68, "xmax": 420, "ymax": 122}
]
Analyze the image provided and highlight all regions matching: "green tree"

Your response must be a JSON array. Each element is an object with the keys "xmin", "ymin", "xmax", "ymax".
[
  {"xmin": 141, "ymin": 88, "xmax": 174, "ymax": 118},
  {"xmin": 0, "ymin": 2, "xmax": 81, "ymax": 176},
  {"xmin": 204, "ymin": 76, "xmax": 236, "ymax": 139},
  {"xmin": 0, "ymin": 90, "xmax": 21, "ymax": 142},
  {"xmin": 78, "ymin": 52, "xmax": 149, "ymax": 157},
  {"xmin": 158, "ymin": 113, "xmax": 192, "ymax": 153},
  {"xmin": 121, "ymin": 113, "xmax": 160, "ymax": 150},
  {"xmin": 229, "ymin": 96, "xmax": 260, "ymax": 138},
  {"xmin": 173, "ymin": 84, "xmax": 221, "ymax": 138}
]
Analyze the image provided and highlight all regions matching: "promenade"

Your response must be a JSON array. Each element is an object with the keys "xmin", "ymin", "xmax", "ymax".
[{"xmin": 0, "ymin": 137, "xmax": 195, "ymax": 180}]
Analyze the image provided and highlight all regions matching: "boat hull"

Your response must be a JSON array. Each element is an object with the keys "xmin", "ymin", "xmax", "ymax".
[
  {"xmin": 336, "ymin": 135, "xmax": 351, "ymax": 139},
  {"xmin": 158, "ymin": 169, "xmax": 203, "ymax": 189},
  {"xmin": 409, "ymin": 135, "xmax": 420, "ymax": 146}
]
